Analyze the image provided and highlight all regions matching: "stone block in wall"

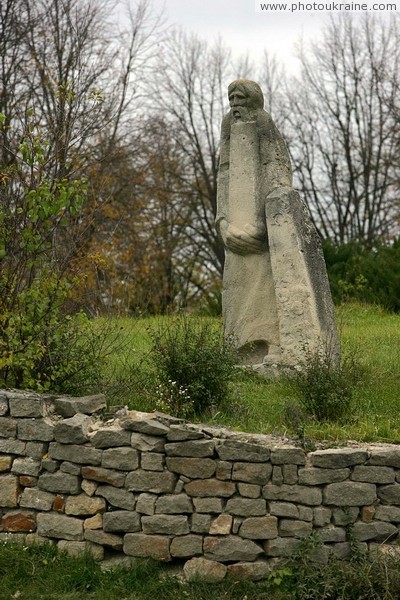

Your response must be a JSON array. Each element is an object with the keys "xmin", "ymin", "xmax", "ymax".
[
  {"xmin": 53, "ymin": 394, "xmax": 106, "ymax": 417},
  {"xmin": 120, "ymin": 411, "xmax": 170, "ymax": 436},
  {"xmin": 130, "ymin": 432, "xmax": 165, "ymax": 452},
  {"xmin": 225, "ymin": 498, "xmax": 266, "ymax": 517},
  {"xmin": 25, "ymin": 533, "xmax": 55, "ymax": 546},
  {"xmin": 81, "ymin": 480, "xmax": 97, "ymax": 497},
  {"xmin": 209, "ymin": 514, "xmax": 232, "ymax": 535},
  {"xmin": 124, "ymin": 533, "xmax": 171, "ymax": 561},
  {"xmin": 41, "ymin": 459, "xmax": 59, "ymax": 473},
  {"xmin": 166, "ymin": 457, "xmax": 216, "ymax": 479},
  {"xmin": 125, "ymin": 469, "xmax": 176, "ymax": 494},
  {"xmin": 65, "ymin": 494, "xmax": 106, "ymax": 516},
  {"xmin": 361, "ymin": 505, "xmax": 375, "ymax": 523},
  {"xmin": 0, "ymin": 474, "xmax": 19, "ymax": 507},
  {"xmin": 84, "ymin": 529, "xmax": 123, "ymax": 550},
  {"xmin": 155, "ymin": 494, "xmax": 193, "ymax": 514},
  {"xmin": 232, "ymin": 462, "xmax": 272, "ymax": 485},
  {"xmin": 17, "ymin": 418, "xmax": 55, "ymax": 441},
  {"xmin": 101, "ymin": 447, "xmax": 139, "ymax": 471},
  {"xmin": 239, "ymin": 516, "xmax": 278, "ymax": 540},
  {"xmin": 332, "ymin": 507, "xmax": 359, "ymax": 525},
  {"xmin": 262, "ymin": 484, "xmax": 322, "ymax": 506},
  {"xmin": 0, "ymin": 396, "xmax": 8, "ymax": 416},
  {"xmin": 90, "ymin": 426, "xmax": 131, "ymax": 448},
  {"xmin": 183, "ymin": 557, "xmax": 226, "ymax": 582},
  {"xmin": 2, "ymin": 510, "xmax": 36, "ymax": 532},
  {"xmin": 269, "ymin": 502, "xmax": 299, "ymax": 518},
  {"xmin": 264, "ymin": 536, "xmax": 301, "ymax": 557},
  {"xmin": 279, "ymin": 519, "xmax": 312, "ymax": 538},
  {"xmin": 103, "ymin": 510, "xmax": 140, "ymax": 532},
  {"xmin": 141, "ymin": 452, "xmax": 164, "ymax": 471},
  {"xmin": 135, "ymin": 492, "xmax": 156, "ymax": 514},
  {"xmin": 170, "ymin": 534, "xmax": 203, "ymax": 557},
  {"xmin": 227, "ymin": 560, "xmax": 275, "ymax": 581},
  {"xmin": 0, "ymin": 439, "xmax": 26, "ymax": 455},
  {"xmin": 20, "ymin": 488, "xmax": 54, "ymax": 511},
  {"xmin": 25, "ymin": 441, "xmax": 47, "ymax": 460},
  {"xmin": 374, "ymin": 505, "xmax": 400, "ymax": 522},
  {"xmin": 11, "ymin": 458, "xmax": 41, "ymax": 477},
  {"xmin": 271, "ymin": 448, "xmax": 306, "ymax": 465},
  {"xmin": 96, "ymin": 485, "xmax": 136, "ymax": 511},
  {"xmin": 0, "ymin": 456, "xmax": 12, "ymax": 472},
  {"xmin": 298, "ymin": 467, "xmax": 350, "ymax": 485},
  {"xmin": 283, "ymin": 464, "xmax": 298, "ymax": 484},
  {"xmin": 190, "ymin": 513, "xmax": 211, "ymax": 534},
  {"xmin": 299, "ymin": 507, "xmax": 313, "ymax": 521},
  {"xmin": 165, "ymin": 440, "xmax": 215, "ymax": 458},
  {"xmin": 216, "ymin": 441, "xmax": 270, "ymax": 462},
  {"xmin": 61, "ymin": 462, "xmax": 81, "ymax": 475},
  {"xmin": 81, "ymin": 466, "xmax": 125, "ymax": 488},
  {"xmin": 271, "ymin": 466, "xmax": 283, "ymax": 485},
  {"xmin": 52, "ymin": 495, "xmax": 66, "ymax": 512},
  {"xmin": 203, "ymin": 535, "xmax": 263, "ymax": 562},
  {"xmin": 237, "ymin": 483, "xmax": 261, "ymax": 498},
  {"xmin": 0, "ymin": 417, "xmax": 17, "ymax": 438},
  {"xmin": 54, "ymin": 414, "xmax": 92, "ymax": 444},
  {"xmin": 49, "ymin": 443, "xmax": 102, "ymax": 465},
  {"xmin": 185, "ymin": 479, "xmax": 235, "ymax": 498},
  {"xmin": 19, "ymin": 475, "xmax": 37, "ymax": 487},
  {"xmin": 316, "ymin": 526, "xmax": 346, "ymax": 543},
  {"xmin": 368, "ymin": 450, "xmax": 400, "ymax": 468},
  {"xmin": 313, "ymin": 506, "xmax": 331, "ymax": 527},
  {"xmin": 193, "ymin": 497, "xmax": 224, "ymax": 513},
  {"xmin": 352, "ymin": 521, "xmax": 398, "ymax": 542},
  {"xmin": 351, "ymin": 466, "xmax": 395, "ymax": 484},
  {"xmin": 216, "ymin": 461, "xmax": 232, "ymax": 480},
  {"xmin": 311, "ymin": 449, "xmax": 368, "ymax": 468},
  {"xmin": 38, "ymin": 472, "xmax": 80, "ymax": 495},
  {"xmin": 9, "ymin": 396, "xmax": 46, "ymax": 418},
  {"xmin": 377, "ymin": 484, "xmax": 400, "ymax": 504},
  {"xmin": 57, "ymin": 540, "xmax": 104, "ymax": 561},
  {"xmin": 142, "ymin": 514, "xmax": 189, "ymax": 535},
  {"xmin": 323, "ymin": 482, "xmax": 377, "ymax": 506},
  {"xmin": 37, "ymin": 513, "xmax": 84, "ymax": 541},
  {"xmin": 84, "ymin": 514, "xmax": 103, "ymax": 530},
  {"xmin": 167, "ymin": 426, "xmax": 205, "ymax": 442}
]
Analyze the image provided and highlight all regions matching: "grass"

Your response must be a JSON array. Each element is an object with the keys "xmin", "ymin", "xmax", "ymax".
[{"xmin": 98, "ymin": 302, "xmax": 400, "ymax": 444}]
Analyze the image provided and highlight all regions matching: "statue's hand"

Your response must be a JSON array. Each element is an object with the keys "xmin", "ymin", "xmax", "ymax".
[{"xmin": 225, "ymin": 224, "xmax": 267, "ymax": 255}]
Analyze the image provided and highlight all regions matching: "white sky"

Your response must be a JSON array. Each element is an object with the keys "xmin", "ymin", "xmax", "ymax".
[{"xmin": 153, "ymin": 0, "xmax": 329, "ymax": 72}]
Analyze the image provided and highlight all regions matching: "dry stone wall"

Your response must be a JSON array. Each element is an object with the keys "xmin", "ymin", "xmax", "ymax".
[{"xmin": 1, "ymin": 389, "xmax": 400, "ymax": 580}]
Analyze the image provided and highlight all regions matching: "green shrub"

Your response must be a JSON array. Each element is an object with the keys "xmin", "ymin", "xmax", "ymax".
[{"xmin": 149, "ymin": 316, "xmax": 236, "ymax": 417}]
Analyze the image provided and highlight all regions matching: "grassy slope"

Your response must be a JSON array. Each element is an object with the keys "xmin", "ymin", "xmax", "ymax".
[{"xmin": 101, "ymin": 303, "xmax": 400, "ymax": 444}]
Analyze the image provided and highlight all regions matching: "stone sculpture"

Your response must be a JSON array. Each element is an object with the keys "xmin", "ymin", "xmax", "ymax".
[{"xmin": 216, "ymin": 80, "xmax": 339, "ymax": 368}]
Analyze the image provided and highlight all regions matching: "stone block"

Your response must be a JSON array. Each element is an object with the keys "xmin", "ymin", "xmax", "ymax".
[
  {"xmin": 377, "ymin": 484, "xmax": 400, "ymax": 504},
  {"xmin": 53, "ymin": 394, "xmax": 106, "ymax": 417},
  {"xmin": 26, "ymin": 441, "xmax": 47, "ymax": 460},
  {"xmin": 19, "ymin": 475, "xmax": 37, "ymax": 487},
  {"xmin": 101, "ymin": 447, "xmax": 139, "ymax": 471},
  {"xmin": 41, "ymin": 458, "xmax": 59, "ymax": 473},
  {"xmin": 0, "ymin": 417, "xmax": 17, "ymax": 438},
  {"xmin": 0, "ymin": 475, "xmax": 19, "ymax": 507},
  {"xmin": 323, "ymin": 482, "xmax": 376, "ymax": 506},
  {"xmin": 316, "ymin": 526, "xmax": 346, "ymax": 543},
  {"xmin": 269, "ymin": 501, "xmax": 299, "ymax": 518},
  {"xmin": 283, "ymin": 464, "xmax": 298, "ymax": 484},
  {"xmin": 239, "ymin": 516, "xmax": 278, "ymax": 540},
  {"xmin": 299, "ymin": 506, "xmax": 313, "ymax": 522},
  {"xmin": 190, "ymin": 513, "xmax": 211, "ymax": 533},
  {"xmin": 103, "ymin": 510, "xmax": 140, "ymax": 532},
  {"xmin": 298, "ymin": 467, "xmax": 349, "ymax": 485},
  {"xmin": 0, "ymin": 396, "xmax": 8, "ymax": 416},
  {"xmin": 351, "ymin": 466, "xmax": 395, "ymax": 484},
  {"xmin": 216, "ymin": 440, "xmax": 270, "ymax": 462},
  {"xmin": 81, "ymin": 480, "xmax": 97, "ymax": 497},
  {"xmin": 164, "ymin": 440, "xmax": 215, "ymax": 457},
  {"xmin": 352, "ymin": 521, "xmax": 398, "ymax": 542},
  {"xmin": 375, "ymin": 505, "xmax": 400, "ymax": 523},
  {"xmin": 81, "ymin": 466, "xmax": 126, "ymax": 487},
  {"xmin": 271, "ymin": 448, "xmax": 305, "ymax": 465},
  {"xmin": 271, "ymin": 466, "xmax": 283, "ymax": 485},
  {"xmin": 90, "ymin": 426, "xmax": 131, "ymax": 448},
  {"xmin": 232, "ymin": 462, "xmax": 272, "ymax": 485},
  {"xmin": 136, "ymin": 492, "xmax": 156, "ymax": 515},
  {"xmin": 124, "ymin": 533, "xmax": 170, "ymax": 561},
  {"xmin": 84, "ymin": 529, "xmax": 123, "ymax": 550},
  {"xmin": 193, "ymin": 497, "xmax": 224, "ymax": 513},
  {"xmin": 120, "ymin": 411, "xmax": 170, "ymax": 436},
  {"xmin": 209, "ymin": 514, "xmax": 232, "ymax": 535},
  {"xmin": 225, "ymin": 497, "xmax": 266, "ymax": 517},
  {"xmin": 37, "ymin": 513, "xmax": 84, "ymax": 541},
  {"xmin": 203, "ymin": 535, "xmax": 263, "ymax": 562},
  {"xmin": 38, "ymin": 472, "xmax": 80, "ymax": 495},
  {"xmin": 20, "ymin": 488, "xmax": 54, "ymax": 511},
  {"xmin": 361, "ymin": 505, "xmax": 376, "ymax": 523},
  {"xmin": 57, "ymin": 540, "xmax": 104, "ymax": 561},
  {"xmin": 332, "ymin": 507, "xmax": 359, "ymax": 526},
  {"xmin": 227, "ymin": 560, "xmax": 274, "ymax": 581},
  {"xmin": 61, "ymin": 461, "xmax": 81, "ymax": 475},
  {"xmin": 237, "ymin": 483, "xmax": 261, "ymax": 498},
  {"xmin": 48, "ymin": 442, "xmax": 102, "ymax": 465},
  {"xmin": 0, "ymin": 456, "xmax": 12, "ymax": 472},
  {"xmin": 166, "ymin": 457, "xmax": 216, "ymax": 479},
  {"xmin": 155, "ymin": 494, "xmax": 193, "ymax": 514},
  {"xmin": 11, "ymin": 457, "xmax": 41, "ymax": 477},
  {"xmin": 368, "ymin": 450, "xmax": 400, "ymax": 468},
  {"xmin": 84, "ymin": 514, "xmax": 103, "ymax": 530},
  {"xmin": 54, "ymin": 414, "xmax": 92, "ymax": 444},
  {"xmin": 215, "ymin": 461, "xmax": 232, "ymax": 480},
  {"xmin": 279, "ymin": 519, "xmax": 312, "ymax": 538},
  {"xmin": 311, "ymin": 449, "xmax": 368, "ymax": 468},
  {"xmin": 183, "ymin": 557, "xmax": 226, "ymax": 582},
  {"xmin": 53, "ymin": 495, "xmax": 66, "ymax": 512},
  {"xmin": 9, "ymin": 396, "xmax": 46, "ymax": 418},
  {"xmin": 141, "ymin": 514, "xmax": 189, "ymax": 535},
  {"xmin": 17, "ymin": 418, "xmax": 55, "ymax": 441},
  {"xmin": 0, "ymin": 439, "xmax": 26, "ymax": 455},
  {"xmin": 185, "ymin": 479, "xmax": 235, "ymax": 498},
  {"xmin": 167, "ymin": 426, "xmax": 205, "ymax": 441},
  {"xmin": 2, "ymin": 510, "xmax": 36, "ymax": 532},
  {"xmin": 141, "ymin": 452, "xmax": 164, "ymax": 471},
  {"xmin": 130, "ymin": 432, "xmax": 165, "ymax": 452},
  {"xmin": 65, "ymin": 495, "xmax": 106, "ymax": 516},
  {"xmin": 125, "ymin": 469, "xmax": 176, "ymax": 493},
  {"xmin": 313, "ymin": 506, "xmax": 331, "ymax": 527},
  {"xmin": 264, "ymin": 537, "xmax": 301, "ymax": 557},
  {"xmin": 170, "ymin": 534, "xmax": 203, "ymax": 557},
  {"xmin": 262, "ymin": 484, "xmax": 322, "ymax": 505},
  {"xmin": 95, "ymin": 485, "xmax": 136, "ymax": 511}
]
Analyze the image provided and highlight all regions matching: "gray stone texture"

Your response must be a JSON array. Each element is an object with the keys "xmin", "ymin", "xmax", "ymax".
[
  {"xmin": 0, "ymin": 439, "xmax": 26, "ymax": 455},
  {"xmin": 11, "ymin": 457, "xmax": 41, "ymax": 477},
  {"xmin": 9, "ymin": 396, "xmax": 46, "ymax": 418},
  {"xmin": 125, "ymin": 470, "xmax": 176, "ymax": 493},
  {"xmin": 141, "ymin": 515, "xmax": 189, "ymax": 535},
  {"xmin": 193, "ymin": 497, "xmax": 224, "ymax": 513},
  {"xmin": 216, "ymin": 440, "xmax": 270, "ymax": 462},
  {"xmin": 166, "ymin": 457, "xmax": 216, "ymax": 479},
  {"xmin": 185, "ymin": 479, "xmax": 235, "ymax": 498},
  {"xmin": 311, "ymin": 449, "xmax": 368, "ymax": 468},
  {"xmin": 0, "ymin": 396, "xmax": 8, "ymax": 416},
  {"xmin": 120, "ymin": 411, "xmax": 170, "ymax": 436},
  {"xmin": 54, "ymin": 414, "xmax": 92, "ymax": 444},
  {"xmin": 64, "ymin": 495, "xmax": 106, "ymax": 516},
  {"xmin": 0, "ymin": 417, "xmax": 17, "ymax": 438},
  {"xmin": 53, "ymin": 394, "xmax": 106, "ymax": 417},
  {"xmin": 204, "ymin": 535, "xmax": 263, "ymax": 562},
  {"xmin": 37, "ymin": 513, "xmax": 83, "ymax": 541},
  {"xmin": 375, "ymin": 505, "xmax": 400, "ymax": 522},
  {"xmin": 352, "ymin": 521, "xmax": 398, "ymax": 542},
  {"xmin": 155, "ymin": 494, "xmax": 193, "ymax": 514},
  {"xmin": 279, "ymin": 519, "xmax": 312, "ymax": 538},
  {"xmin": 0, "ymin": 475, "xmax": 19, "ymax": 507},
  {"xmin": 90, "ymin": 426, "xmax": 131, "ymax": 448},
  {"xmin": 81, "ymin": 466, "xmax": 126, "ymax": 488},
  {"xmin": 332, "ymin": 507, "xmax": 359, "ymax": 526},
  {"xmin": 298, "ymin": 467, "xmax": 350, "ymax": 485},
  {"xmin": 141, "ymin": 452, "xmax": 164, "ymax": 471},
  {"xmin": 323, "ymin": 482, "xmax": 376, "ymax": 506},
  {"xmin": 103, "ymin": 510, "xmax": 140, "ymax": 532},
  {"xmin": 130, "ymin": 432, "xmax": 165, "ymax": 452},
  {"xmin": 351, "ymin": 466, "xmax": 395, "ymax": 484},
  {"xmin": 124, "ymin": 533, "xmax": 170, "ymax": 561},
  {"xmin": 17, "ymin": 418, "xmax": 55, "ymax": 441},
  {"xmin": 378, "ymin": 484, "xmax": 400, "ymax": 504},
  {"xmin": 190, "ymin": 513, "xmax": 211, "ymax": 533},
  {"xmin": 135, "ymin": 492, "xmax": 156, "ymax": 515},
  {"xmin": 48, "ymin": 442, "xmax": 102, "ymax": 465},
  {"xmin": 263, "ymin": 484, "xmax": 322, "ymax": 505},
  {"xmin": 232, "ymin": 462, "xmax": 272, "ymax": 484},
  {"xmin": 368, "ymin": 450, "xmax": 400, "ymax": 468},
  {"xmin": 239, "ymin": 516, "xmax": 278, "ymax": 539},
  {"xmin": 20, "ymin": 488, "xmax": 54, "ymax": 511},
  {"xmin": 238, "ymin": 483, "xmax": 261, "ymax": 498},
  {"xmin": 225, "ymin": 497, "xmax": 266, "ymax": 517},
  {"xmin": 84, "ymin": 529, "xmax": 123, "ymax": 550},
  {"xmin": 271, "ymin": 448, "xmax": 305, "ymax": 465},
  {"xmin": 170, "ymin": 535, "xmax": 203, "ymax": 557},
  {"xmin": 101, "ymin": 447, "xmax": 139, "ymax": 471},
  {"xmin": 165, "ymin": 440, "xmax": 215, "ymax": 458},
  {"xmin": 38, "ymin": 472, "xmax": 80, "ymax": 495},
  {"xmin": 184, "ymin": 557, "xmax": 226, "ymax": 582},
  {"xmin": 167, "ymin": 426, "xmax": 205, "ymax": 441}
]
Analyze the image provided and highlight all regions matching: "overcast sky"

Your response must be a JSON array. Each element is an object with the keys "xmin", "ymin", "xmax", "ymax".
[{"xmin": 153, "ymin": 0, "xmax": 329, "ymax": 72}]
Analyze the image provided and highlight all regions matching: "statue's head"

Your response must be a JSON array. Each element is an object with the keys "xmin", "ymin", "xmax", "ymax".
[{"xmin": 227, "ymin": 80, "xmax": 264, "ymax": 121}]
